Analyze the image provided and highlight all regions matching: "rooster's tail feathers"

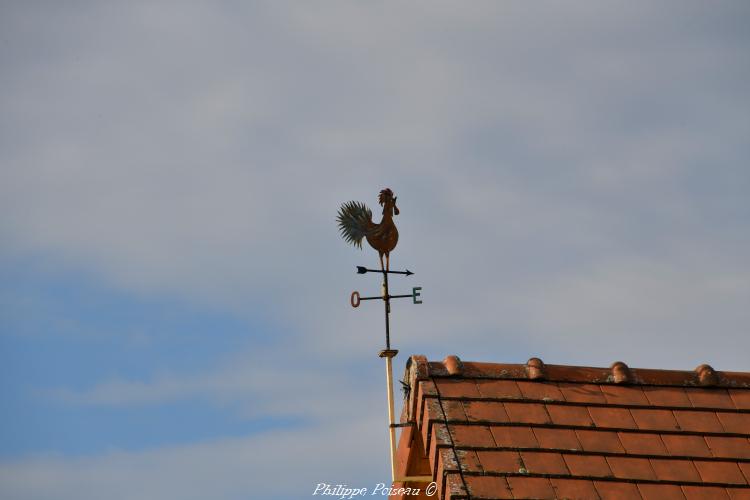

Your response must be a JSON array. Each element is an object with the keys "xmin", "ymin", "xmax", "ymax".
[{"xmin": 337, "ymin": 201, "xmax": 372, "ymax": 249}]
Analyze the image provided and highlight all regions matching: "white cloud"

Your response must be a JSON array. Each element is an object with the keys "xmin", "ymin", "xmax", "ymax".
[
  {"xmin": 50, "ymin": 347, "xmax": 385, "ymax": 422},
  {"xmin": 0, "ymin": 417, "xmax": 390, "ymax": 500}
]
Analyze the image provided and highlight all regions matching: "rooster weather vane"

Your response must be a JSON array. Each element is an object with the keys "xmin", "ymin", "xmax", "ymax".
[
  {"xmin": 336, "ymin": 188, "xmax": 427, "ymax": 483},
  {"xmin": 337, "ymin": 188, "xmax": 422, "ymax": 351}
]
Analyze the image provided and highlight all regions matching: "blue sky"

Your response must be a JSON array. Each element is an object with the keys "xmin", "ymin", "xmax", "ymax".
[
  {"xmin": 1, "ymin": 258, "xmax": 275, "ymax": 457},
  {"xmin": 1, "ymin": 2, "xmax": 749, "ymax": 499}
]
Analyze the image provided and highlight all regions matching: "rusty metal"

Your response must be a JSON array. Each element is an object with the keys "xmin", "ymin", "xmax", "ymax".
[{"xmin": 337, "ymin": 188, "xmax": 399, "ymax": 273}]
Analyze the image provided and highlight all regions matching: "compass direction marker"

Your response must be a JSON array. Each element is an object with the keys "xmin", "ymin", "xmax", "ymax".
[
  {"xmin": 350, "ymin": 286, "xmax": 423, "ymax": 307},
  {"xmin": 349, "ymin": 265, "xmax": 422, "ymax": 351},
  {"xmin": 356, "ymin": 266, "xmax": 413, "ymax": 276}
]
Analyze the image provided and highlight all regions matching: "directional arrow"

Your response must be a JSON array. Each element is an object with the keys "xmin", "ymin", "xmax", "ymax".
[{"xmin": 357, "ymin": 266, "xmax": 413, "ymax": 276}]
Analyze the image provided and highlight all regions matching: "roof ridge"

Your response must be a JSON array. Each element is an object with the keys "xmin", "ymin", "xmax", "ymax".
[{"xmin": 410, "ymin": 356, "xmax": 750, "ymax": 388}]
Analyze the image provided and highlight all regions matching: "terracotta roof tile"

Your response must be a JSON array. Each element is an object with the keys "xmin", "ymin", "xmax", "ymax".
[
  {"xmin": 562, "ymin": 454, "xmax": 612, "ymax": 477},
  {"xmin": 475, "ymin": 450, "xmax": 522, "ymax": 474},
  {"xmin": 575, "ymin": 429, "xmax": 625, "ymax": 453},
  {"xmin": 444, "ymin": 473, "xmax": 468, "ymax": 498},
  {"xmin": 661, "ymin": 434, "xmax": 713, "ymax": 457},
  {"xmin": 515, "ymin": 380, "xmax": 565, "ymax": 401},
  {"xmin": 461, "ymin": 401, "xmax": 508, "ymax": 423},
  {"xmin": 490, "ymin": 425, "xmax": 539, "ymax": 449},
  {"xmin": 526, "ymin": 358, "xmax": 547, "ymax": 380},
  {"xmin": 740, "ymin": 463, "xmax": 750, "ymax": 483},
  {"xmin": 421, "ymin": 399, "xmax": 441, "ymax": 449},
  {"xmin": 417, "ymin": 379, "xmax": 438, "ymax": 400},
  {"xmin": 475, "ymin": 379, "xmax": 522, "ymax": 399},
  {"xmin": 630, "ymin": 408, "xmax": 680, "ymax": 431},
  {"xmin": 618, "ymin": 432, "xmax": 668, "ymax": 455},
  {"xmin": 593, "ymin": 480, "xmax": 642, "ymax": 499},
  {"xmin": 464, "ymin": 475, "xmax": 511, "ymax": 499},
  {"xmin": 503, "ymin": 402, "xmax": 551, "ymax": 425},
  {"xmin": 681, "ymin": 485, "xmax": 731, "ymax": 499},
  {"xmin": 443, "ymin": 355, "xmax": 464, "ymax": 376},
  {"xmin": 695, "ymin": 364, "xmax": 721, "ymax": 388},
  {"xmin": 693, "ymin": 460, "xmax": 748, "ymax": 485},
  {"xmin": 705, "ymin": 436, "xmax": 750, "ymax": 459},
  {"xmin": 649, "ymin": 458, "xmax": 702, "ymax": 482},
  {"xmin": 506, "ymin": 476, "xmax": 556, "ymax": 499},
  {"xmin": 437, "ymin": 448, "xmax": 460, "ymax": 480},
  {"xmin": 448, "ymin": 424, "xmax": 496, "ymax": 448},
  {"xmin": 550, "ymin": 478, "xmax": 599, "ymax": 500},
  {"xmin": 439, "ymin": 400, "xmax": 468, "ymax": 421},
  {"xmin": 532, "ymin": 427, "xmax": 582, "ymax": 451},
  {"xmin": 728, "ymin": 489, "xmax": 750, "ymax": 500},
  {"xmin": 520, "ymin": 451, "xmax": 569, "ymax": 475},
  {"xmin": 611, "ymin": 361, "xmax": 634, "ymax": 384},
  {"xmin": 717, "ymin": 412, "xmax": 750, "ymax": 434},
  {"xmin": 600, "ymin": 384, "xmax": 649, "ymax": 406},
  {"xmin": 606, "ymin": 456, "xmax": 657, "ymax": 480},
  {"xmin": 393, "ymin": 356, "xmax": 750, "ymax": 500},
  {"xmin": 546, "ymin": 404, "xmax": 594, "ymax": 427},
  {"xmin": 558, "ymin": 383, "xmax": 607, "ymax": 404},
  {"xmin": 435, "ymin": 379, "xmax": 480, "ymax": 398},
  {"xmin": 416, "ymin": 381, "xmax": 438, "ymax": 424},
  {"xmin": 454, "ymin": 449, "xmax": 482, "ymax": 473},
  {"xmin": 588, "ymin": 406, "xmax": 638, "ymax": 429},
  {"xmin": 729, "ymin": 389, "xmax": 750, "ymax": 410},
  {"xmin": 674, "ymin": 410, "xmax": 725, "ymax": 433},
  {"xmin": 643, "ymin": 386, "xmax": 692, "ymax": 407},
  {"xmin": 428, "ymin": 423, "xmax": 450, "ymax": 468},
  {"xmin": 638, "ymin": 483, "xmax": 687, "ymax": 500},
  {"xmin": 687, "ymin": 388, "xmax": 737, "ymax": 410}
]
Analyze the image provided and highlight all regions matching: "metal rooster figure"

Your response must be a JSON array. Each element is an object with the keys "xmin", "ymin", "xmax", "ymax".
[{"xmin": 336, "ymin": 188, "xmax": 400, "ymax": 273}]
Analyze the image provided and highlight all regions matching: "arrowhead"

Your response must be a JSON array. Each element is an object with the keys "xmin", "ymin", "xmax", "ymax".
[
  {"xmin": 356, "ymin": 266, "xmax": 367, "ymax": 274},
  {"xmin": 406, "ymin": 269, "xmax": 413, "ymax": 276}
]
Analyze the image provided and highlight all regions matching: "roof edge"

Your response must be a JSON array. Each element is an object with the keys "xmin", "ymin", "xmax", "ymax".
[{"xmin": 405, "ymin": 355, "xmax": 750, "ymax": 388}]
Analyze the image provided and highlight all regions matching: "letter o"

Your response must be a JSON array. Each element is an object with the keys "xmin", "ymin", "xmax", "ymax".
[{"xmin": 350, "ymin": 291, "xmax": 360, "ymax": 308}]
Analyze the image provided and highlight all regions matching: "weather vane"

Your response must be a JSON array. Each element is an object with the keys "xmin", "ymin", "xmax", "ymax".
[
  {"xmin": 337, "ymin": 188, "xmax": 428, "ymax": 483},
  {"xmin": 337, "ymin": 188, "xmax": 423, "ymax": 351}
]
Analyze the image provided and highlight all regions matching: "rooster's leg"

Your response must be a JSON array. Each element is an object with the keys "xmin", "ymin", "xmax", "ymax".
[
  {"xmin": 379, "ymin": 253, "xmax": 385, "ymax": 273},
  {"xmin": 385, "ymin": 253, "xmax": 390, "ymax": 273}
]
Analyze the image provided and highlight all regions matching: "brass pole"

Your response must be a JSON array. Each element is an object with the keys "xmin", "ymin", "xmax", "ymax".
[
  {"xmin": 379, "ymin": 347, "xmax": 399, "ymax": 481},
  {"xmin": 385, "ymin": 353, "xmax": 397, "ymax": 481}
]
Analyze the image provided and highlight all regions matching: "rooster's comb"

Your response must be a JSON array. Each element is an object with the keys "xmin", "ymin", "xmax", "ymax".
[{"xmin": 378, "ymin": 188, "xmax": 395, "ymax": 206}]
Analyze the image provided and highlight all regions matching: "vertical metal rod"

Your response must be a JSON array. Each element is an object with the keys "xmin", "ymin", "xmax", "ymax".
[
  {"xmin": 383, "ymin": 271, "xmax": 390, "ymax": 350},
  {"xmin": 385, "ymin": 354, "xmax": 397, "ymax": 481}
]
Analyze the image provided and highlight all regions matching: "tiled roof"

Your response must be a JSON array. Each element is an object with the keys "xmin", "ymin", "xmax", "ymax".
[{"xmin": 390, "ymin": 356, "xmax": 750, "ymax": 500}]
